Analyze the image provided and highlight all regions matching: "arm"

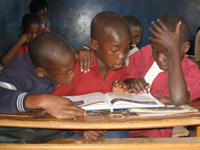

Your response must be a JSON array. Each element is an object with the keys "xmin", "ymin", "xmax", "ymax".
[
  {"xmin": 1, "ymin": 34, "xmax": 29, "ymax": 65},
  {"xmin": 149, "ymin": 20, "xmax": 190, "ymax": 105},
  {"xmin": 25, "ymin": 94, "xmax": 85, "ymax": 119}
]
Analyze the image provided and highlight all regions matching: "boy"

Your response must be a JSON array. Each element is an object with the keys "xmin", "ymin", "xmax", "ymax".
[
  {"xmin": 125, "ymin": 14, "xmax": 200, "ymax": 138},
  {"xmin": 52, "ymin": 11, "xmax": 132, "ymax": 140},
  {"xmin": 29, "ymin": 0, "xmax": 50, "ymax": 32},
  {"xmin": 0, "ymin": 13, "xmax": 43, "ymax": 66},
  {"xmin": 123, "ymin": 15, "xmax": 142, "ymax": 67},
  {"xmin": 0, "ymin": 32, "xmax": 85, "ymax": 143}
]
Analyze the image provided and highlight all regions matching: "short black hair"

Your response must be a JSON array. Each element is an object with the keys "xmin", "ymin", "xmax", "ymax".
[
  {"xmin": 159, "ymin": 14, "xmax": 189, "ymax": 43},
  {"xmin": 29, "ymin": 0, "xmax": 48, "ymax": 13},
  {"xmin": 91, "ymin": 11, "xmax": 130, "ymax": 41},
  {"xmin": 123, "ymin": 15, "xmax": 142, "ymax": 28},
  {"xmin": 22, "ymin": 13, "xmax": 41, "ymax": 29},
  {"xmin": 29, "ymin": 32, "xmax": 73, "ymax": 69}
]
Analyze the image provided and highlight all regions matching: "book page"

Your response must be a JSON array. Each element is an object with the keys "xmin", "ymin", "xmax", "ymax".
[
  {"xmin": 64, "ymin": 92, "xmax": 110, "ymax": 111},
  {"xmin": 105, "ymin": 92, "xmax": 165, "ymax": 112}
]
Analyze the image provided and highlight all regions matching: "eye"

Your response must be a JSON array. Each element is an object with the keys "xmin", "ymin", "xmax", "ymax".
[{"xmin": 110, "ymin": 49, "xmax": 118, "ymax": 53}]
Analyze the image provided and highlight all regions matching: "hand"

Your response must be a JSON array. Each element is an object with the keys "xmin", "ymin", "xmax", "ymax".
[
  {"xmin": 149, "ymin": 19, "xmax": 181, "ymax": 56},
  {"xmin": 112, "ymin": 80, "xmax": 132, "ymax": 93},
  {"xmin": 76, "ymin": 46, "xmax": 93, "ymax": 73},
  {"xmin": 75, "ymin": 130, "xmax": 106, "ymax": 140},
  {"xmin": 19, "ymin": 33, "xmax": 31, "ymax": 44},
  {"xmin": 39, "ymin": 94, "xmax": 86, "ymax": 119},
  {"xmin": 130, "ymin": 78, "xmax": 150, "ymax": 94}
]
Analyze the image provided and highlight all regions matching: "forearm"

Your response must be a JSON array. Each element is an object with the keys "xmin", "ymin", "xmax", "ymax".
[
  {"xmin": 1, "ymin": 39, "xmax": 25, "ymax": 65},
  {"xmin": 168, "ymin": 54, "xmax": 190, "ymax": 105},
  {"xmin": 25, "ymin": 94, "xmax": 48, "ymax": 110}
]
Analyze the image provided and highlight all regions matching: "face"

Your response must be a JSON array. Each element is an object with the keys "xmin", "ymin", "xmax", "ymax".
[
  {"xmin": 37, "ymin": 7, "xmax": 47, "ymax": 23},
  {"xmin": 43, "ymin": 51, "xmax": 76, "ymax": 84},
  {"xmin": 130, "ymin": 26, "xmax": 142, "ymax": 48},
  {"xmin": 23, "ymin": 23, "xmax": 42, "ymax": 42},
  {"xmin": 95, "ymin": 30, "xmax": 131, "ymax": 70},
  {"xmin": 152, "ymin": 42, "xmax": 186, "ymax": 71}
]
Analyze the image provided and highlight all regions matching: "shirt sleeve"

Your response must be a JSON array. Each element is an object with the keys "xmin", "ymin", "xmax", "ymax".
[{"xmin": 0, "ymin": 69, "xmax": 29, "ymax": 113}]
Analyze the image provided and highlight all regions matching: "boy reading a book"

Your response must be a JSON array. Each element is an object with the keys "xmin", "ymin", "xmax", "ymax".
[
  {"xmin": 52, "ymin": 11, "xmax": 132, "ymax": 140},
  {"xmin": 125, "ymin": 14, "xmax": 200, "ymax": 138},
  {"xmin": 0, "ymin": 32, "xmax": 85, "ymax": 143}
]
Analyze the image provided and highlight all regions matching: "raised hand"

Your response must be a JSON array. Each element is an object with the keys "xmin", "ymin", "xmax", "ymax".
[{"xmin": 149, "ymin": 19, "xmax": 181, "ymax": 56}]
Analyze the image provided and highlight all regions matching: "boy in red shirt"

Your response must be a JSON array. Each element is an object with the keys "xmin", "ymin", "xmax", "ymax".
[
  {"xmin": 1, "ymin": 13, "xmax": 43, "ymax": 66},
  {"xmin": 125, "ymin": 14, "xmax": 200, "ymax": 138},
  {"xmin": 52, "ymin": 11, "xmax": 132, "ymax": 140}
]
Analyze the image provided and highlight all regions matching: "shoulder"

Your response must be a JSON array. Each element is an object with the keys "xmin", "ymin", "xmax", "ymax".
[{"xmin": 42, "ymin": 28, "xmax": 51, "ymax": 32}]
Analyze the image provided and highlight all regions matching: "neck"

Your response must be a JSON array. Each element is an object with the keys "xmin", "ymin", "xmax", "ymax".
[{"xmin": 96, "ymin": 55, "xmax": 109, "ymax": 79}]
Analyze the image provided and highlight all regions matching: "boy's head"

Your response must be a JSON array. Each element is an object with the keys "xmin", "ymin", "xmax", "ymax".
[
  {"xmin": 151, "ymin": 14, "xmax": 190, "ymax": 71},
  {"xmin": 29, "ymin": 0, "xmax": 48, "ymax": 23},
  {"xmin": 29, "ymin": 32, "xmax": 76, "ymax": 84},
  {"xmin": 123, "ymin": 15, "xmax": 142, "ymax": 48},
  {"xmin": 90, "ymin": 11, "xmax": 131, "ymax": 70},
  {"xmin": 21, "ymin": 13, "xmax": 42, "ymax": 43}
]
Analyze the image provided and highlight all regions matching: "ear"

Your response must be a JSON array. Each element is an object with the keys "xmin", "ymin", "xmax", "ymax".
[
  {"xmin": 90, "ymin": 39, "xmax": 98, "ymax": 51},
  {"xmin": 182, "ymin": 41, "xmax": 190, "ymax": 53},
  {"xmin": 35, "ymin": 67, "xmax": 46, "ymax": 77}
]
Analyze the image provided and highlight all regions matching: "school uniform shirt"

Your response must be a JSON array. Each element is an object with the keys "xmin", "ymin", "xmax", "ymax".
[
  {"xmin": 52, "ymin": 51, "xmax": 127, "ymax": 96},
  {"xmin": 0, "ymin": 52, "xmax": 56, "ymax": 113},
  {"xmin": 126, "ymin": 44, "xmax": 200, "ymax": 138},
  {"xmin": 0, "ymin": 52, "xmax": 66, "ymax": 143}
]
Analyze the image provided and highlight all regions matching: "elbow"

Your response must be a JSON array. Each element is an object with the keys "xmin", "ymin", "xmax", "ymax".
[{"xmin": 172, "ymin": 93, "xmax": 190, "ymax": 106}]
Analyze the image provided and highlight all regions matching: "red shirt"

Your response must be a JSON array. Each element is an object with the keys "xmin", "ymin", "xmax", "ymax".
[
  {"xmin": 126, "ymin": 44, "xmax": 200, "ymax": 102},
  {"xmin": 16, "ymin": 45, "xmax": 29, "ymax": 55},
  {"xmin": 127, "ymin": 44, "xmax": 200, "ymax": 138},
  {"xmin": 16, "ymin": 28, "xmax": 51, "ymax": 55},
  {"xmin": 52, "ymin": 51, "xmax": 127, "ymax": 96}
]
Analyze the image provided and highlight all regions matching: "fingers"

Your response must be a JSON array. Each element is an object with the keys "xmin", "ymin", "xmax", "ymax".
[
  {"xmin": 83, "ymin": 130, "xmax": 106, "ymax": 140},
  {"xmin": 131, "ymin": 78, "xmax": 150, "ymax": 94},
  {"xmin": 77, "ymin": 49, "xmax": 92, "ymax": 73}
]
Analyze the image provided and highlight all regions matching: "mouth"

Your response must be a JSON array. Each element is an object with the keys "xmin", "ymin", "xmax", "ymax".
[{"xmin": 113, "ymin": 63, "xmax": 123, "ymax": 69}]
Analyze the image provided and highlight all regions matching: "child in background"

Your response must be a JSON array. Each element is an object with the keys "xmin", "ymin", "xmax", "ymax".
[
  {"xmin": 125, "ymin": 14, "xmax": 200, "ymax": 138},
  {"xmin": 123, "ymin": 15, "xmax": 142, "ymax": 67},
  {"xmin": 0, "ymin": 13, "xmax": 42, "ymax": 66},
  {"xmin": 29, "ymin": 0, "xmax": 50, "ymax": 32},
  {"xmin": 0, "ymin": 32, "xmax": 85, "ymax": 143},
  {"xmin": 52, "ymin": 11, "xmax": 132, "ymax": 140}
]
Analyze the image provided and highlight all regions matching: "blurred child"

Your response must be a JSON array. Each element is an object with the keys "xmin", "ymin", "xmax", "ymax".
[
  {"xmin": 0, "ymin": 32, "xmax": 85, "ymax": 143},
  {"xmin": 125, "ymin": 14, "xmax": 200, "ymax": 138},
  {"xmin": 29, "ymin": 0, "xmax": 50, "ymax": 32},
  {"xmin": 0, "ymin": 13, "xmax": 42, "ymax": 66},
  {"xmin": 123, "ymin": 15, "xmax": 142, "ymax": 67},
  {"xmin": 52, "ymin": 11, "xmax": 132, "ymax": 140}
]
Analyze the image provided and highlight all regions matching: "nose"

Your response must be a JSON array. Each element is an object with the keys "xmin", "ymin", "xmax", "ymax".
[{"xmin": 118, "ymin": 50, "xmax": 126, "ymax": 60}]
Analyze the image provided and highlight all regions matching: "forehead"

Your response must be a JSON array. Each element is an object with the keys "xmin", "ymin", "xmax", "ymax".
[{"xmin": 25, "ymin": 23, "xmax": 42, "ymax": 31}]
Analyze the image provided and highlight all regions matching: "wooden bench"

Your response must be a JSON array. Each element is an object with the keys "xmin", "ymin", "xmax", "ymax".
[{"xmin": 1, "ymin": 137, "xmax": 200, "ymax": 150}]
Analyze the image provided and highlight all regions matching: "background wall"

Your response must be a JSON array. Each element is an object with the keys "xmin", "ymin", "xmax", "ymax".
[{"xmin": 0, "ymin": 0, "xmax": 200, "ymax": 55}]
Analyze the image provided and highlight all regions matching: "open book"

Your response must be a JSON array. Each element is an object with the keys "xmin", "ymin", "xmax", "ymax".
[
  {"xmin": 64, "ymin": 92, "xmax": 165, "ymax": 112},
  {"xmin": 129, "ymin": 105, "xmax": 198, "ymax": 116}
]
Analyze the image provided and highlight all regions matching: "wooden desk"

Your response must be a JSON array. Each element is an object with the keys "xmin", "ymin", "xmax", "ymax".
[
  {"xmin": 0, "ymin": 99, "xmax": 200, "ymax": 150},
  {"xmin": 0, "ymin": 109, "xmax": 200, "ymax": 130}
]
